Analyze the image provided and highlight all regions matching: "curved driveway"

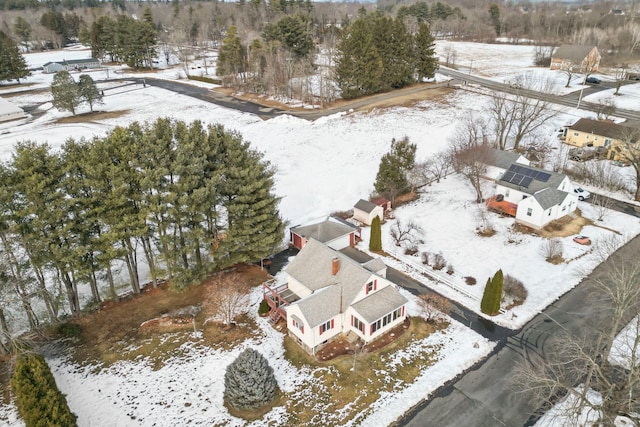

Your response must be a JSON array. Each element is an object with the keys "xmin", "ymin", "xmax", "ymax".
[{"xmin": 395, "ymin": 233, "xmax": 640, "ymax": 427}]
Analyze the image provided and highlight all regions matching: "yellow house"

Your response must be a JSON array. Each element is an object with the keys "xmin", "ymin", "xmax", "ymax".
[
  {"xmin": 565, "ymin": 118, "xmax": 638, "ymax": 161},
  {"xmin": 550, "ymin": 45, "xmax": 601, "ymax": 72}
]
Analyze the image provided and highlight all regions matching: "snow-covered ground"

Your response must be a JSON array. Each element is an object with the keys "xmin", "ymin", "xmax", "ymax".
[{"xmin": 1, "ymin": 41, "xmax": 640, "ymax": 427}]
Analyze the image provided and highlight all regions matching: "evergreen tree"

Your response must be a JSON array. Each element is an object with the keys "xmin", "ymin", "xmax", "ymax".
[
  {"xmin": 335, "ymin": 18, "xmax": 383, "ymax": 99},
  {"xmin": 0, "ymin": 31, "xmax": 30, "ymax": 84},
  {"xmin": 480, "ymin": 269, "xmax": 503, "ymax": 316},
  {"xmin": 77, "ymin": 74, "xmax": 103, "ymax": 112},
  {"xmin": 374, "ymin": 136, "xmax": 417, "ymax": 201},
  {"xmin": 369, "ymin": 215, "xmax": 382, "ymax": 251},
  {"xmin": 13, "ymin": 17, "xmax": 31, "ymax": 52},
  {"xmin": 11, "ymin": 353, "xmax": 77, "ymax": 427},
  {"xmin": 224, "ymin": 348, "xmax": 278, "ymax": 411},
  {"xmin": 370, "ymin": 15, "xmax": 414, "ymax": 90},
  {"xmin": 217, "ymin": 25, "xmax": 246, "ymax": 85},
  {"xmin": 262, "ymin": 14, "xmax": 313, "ymax": 58},
  {"xmin": 216, "ymin": 126, "xmax": 284, "ymax": 269},
  {"xmin": 414, "ymin": 23, "xmax": 438, "ymax": 81},
  {"xmin": 489, "ymin": 4, "xmax": 501, "ymax": 36},
  {"xmin": 51, "ymin": 71, "xmax": 80, "ymax": 115}
]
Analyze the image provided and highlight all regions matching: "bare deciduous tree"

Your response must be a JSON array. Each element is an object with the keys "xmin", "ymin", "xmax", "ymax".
[
  {"xmin": 390, "ymin": 219, "xmax": 424, "ymax": 248},
  {"xmin": 205, "ymin": 272, "xmax": 250, "ymax": 325},
  {"xmin": 418, "ymin": 293, "xmax": 452, "ymax": 323},
  {"xmin": 614, "ymin": 68, "xmax": 627, "ymax": 95},
  {"xmin": 596, "ymin": 97, "xmax": 617, "ymax": 120},
  {"xmin": 540, "ymin": 238, "xmax": 563, "ymax": 262},
  {"xmin": 490, "ymin": 74, "xmax": 555, "ymax": 150},
  {"xmin": 615, "ymin": 126, "xmax": 640, "ymax": 201},
  {"xmin": 450, "ymin": 116, "xmax": 490, "ymax": 203},
  {"xmin": 592, "ymin": 194, "xmax": 613, "ymax": 221},
  {"xmin": 412, "ymin": 151, "xmax": 451, "ymax": 189},
  {"xmin": 516, "ymin": 256, "xmax": 640, "ymax": 426}
]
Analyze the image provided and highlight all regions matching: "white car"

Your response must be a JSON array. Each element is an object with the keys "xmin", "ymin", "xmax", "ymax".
[{"xmin": 574, "ymin": 187, "xmax": 591, "ymax": 201}]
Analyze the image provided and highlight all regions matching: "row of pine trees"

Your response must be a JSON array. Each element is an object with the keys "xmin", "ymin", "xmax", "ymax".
[
  {"xmin": 0, "ymin": 119, "xmax": 284, "ymax": 343},
  {"xmin": 335, "ymin": 12, "xmax": 438, "ymax": 99}
]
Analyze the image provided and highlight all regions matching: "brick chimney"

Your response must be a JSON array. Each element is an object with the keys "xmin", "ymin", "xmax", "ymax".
[{"xmin": 331, "ymin": 257, "xmax": 340, "ymax": 275}]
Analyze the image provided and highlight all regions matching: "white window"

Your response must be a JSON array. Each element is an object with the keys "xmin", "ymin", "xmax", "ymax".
[
  {"xmin": 505, "ymin": 189, "xmax": 510, "ymax": 197},
  {"xmin": 527, "ymin": 208, "xmax": 532, "ymax": 216},
  {"xmin": 574, "ymin": 132, "xmax": 579, "ymax": 136}
]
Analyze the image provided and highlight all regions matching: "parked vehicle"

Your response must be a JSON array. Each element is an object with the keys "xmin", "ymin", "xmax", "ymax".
[
  {"xmin": 585, "ymin": 76, "xmax": 601, "ymax": 84},
  {"xmin": 573, "ymin": 235, "xmax": 592, "ymax": 245},
  {"xmin": 569, "ymin": 147, "xmax": 596, "ymax": 162},
  {"xmin": 574, "ymin": 187, "xmax": 591, "ymax": 201}
]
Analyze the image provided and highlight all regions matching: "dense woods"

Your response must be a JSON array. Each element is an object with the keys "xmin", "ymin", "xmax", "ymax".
[
  {"xmin": 0, "ymin": 120, "xmax": 284, "ymax": 348},
  {"xmin": 2, "ymin": 1, "xmax": 640, "ymax": 95}
]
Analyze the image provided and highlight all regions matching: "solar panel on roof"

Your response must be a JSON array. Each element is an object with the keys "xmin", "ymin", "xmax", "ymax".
[
  {"xmin": 537, "ymin": 171, "xmax": 551, "ymax": 182},
  {"xmin": 502, "ymin": 171, "xmax": 515, "ymax": 182},
  {"xmin": 521, "ymin": 176, "xmax": 533, "ymax": 187}
]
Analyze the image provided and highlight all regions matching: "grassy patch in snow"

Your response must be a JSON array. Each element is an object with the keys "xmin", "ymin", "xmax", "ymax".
[
  {"xmin": 282, "ymin": 317, "xmax": 447, "ymax": 426},
  {"xmin": 62, "ymin": 265, "xmax": 269, "ymax": 370},
  {"xmin": 56, "ymin": 109, "xmax": 130, "ymax": 123}
]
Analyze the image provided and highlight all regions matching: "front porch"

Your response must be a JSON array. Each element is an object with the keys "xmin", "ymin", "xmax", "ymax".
[{"xmin": 262, "ymin": 278, "xmax": 300, "ymax": 324}]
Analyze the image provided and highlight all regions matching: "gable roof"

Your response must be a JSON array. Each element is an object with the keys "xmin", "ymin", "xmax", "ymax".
[
  {"xmin": 285, "ymin": 239, "xmax": 372, "ymax": 308},
  {"xmin": 354, "ymin": 199, "xmax": 378, "ymax": 214},
  {"xmin": 286, "ymin": 239, "xmax": 405, "ymax": 327},
  {"xmin": 351, "ymin": 286, "xmax": 408, "ymax": 323},
  {"xmin": 498, "ymin": 162, "xmax": 566, "ymax": 195},
  {"xmin": 552, "ymin": 45, "xmax": 597, "ymax": 62},
  {"xmin": 485, "ymin": 147, "xmax": 528, "ymax": 170},
  {"xmin": 290, "ymin": 220, "xmax": 355, "ymax": 244},
  {"xmin": 569, "ymin": 118, "xmax": 630, "ymax": 140},
  {"xmin": 362, "ymin": 258, "xmax": 387, "ymax": 275},
  {"xmin": 294, "ymin": 286, "xmax": 342, "ymax": 328},
  {"xmin": 532, "ymin": 187, "xmax": 570, "ymax": 210}
]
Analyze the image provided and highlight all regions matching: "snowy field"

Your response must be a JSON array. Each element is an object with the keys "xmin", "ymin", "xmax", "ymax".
[{"xmin": 1, "ymin": 41, "xmax": 640, "ymax": 426}]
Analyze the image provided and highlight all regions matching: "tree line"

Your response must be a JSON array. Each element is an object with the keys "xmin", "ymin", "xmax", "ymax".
[
  {"xmin": 0, "ymin": 119, "xmax": 284, "ymax": 348},
  {"xmin": 335, "ymin": 11, "xmax": 437, "ymax": 99}
]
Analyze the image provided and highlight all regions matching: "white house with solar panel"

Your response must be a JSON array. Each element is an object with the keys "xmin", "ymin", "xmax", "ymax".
[
  {"xmin": 262, "ymin": 238, "xmax": 408, "ymax": 356},
  {"xmin": 488, "ymin": 161, "xmax": 578, "ymax": 229}
]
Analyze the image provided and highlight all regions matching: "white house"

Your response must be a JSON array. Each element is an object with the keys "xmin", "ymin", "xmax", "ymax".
[
  {"xmin": 490, "ymin": 162, "xmax": 578, "ymax": 229},
  {"xmin": 0, "ymin": 97, "xmax": 26, "ymax": 123},
  {"xmin": 353, "ymin": 199, "xmax": 384, "ymax": 225},
  {"xmin": 289, "ymin": 217, "xmax": 359, "ymax": 250},
  {"xmin": 263, "ymin": 239, "xmax": 408, "ymax": 355}
]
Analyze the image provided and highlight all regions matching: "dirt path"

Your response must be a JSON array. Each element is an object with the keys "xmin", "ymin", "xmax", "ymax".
[{"xmin": 213, "ymin": 81, "xmax": 457, "ymax": 120}]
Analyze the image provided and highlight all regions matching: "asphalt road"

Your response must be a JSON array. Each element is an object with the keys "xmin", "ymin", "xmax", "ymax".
[
  {"xmin": 395, "ymin": 232, "xmax": 640, "ymax": 427},
  {"xmin": 437, "ymin": 67, "xmax": 640, "ymax": 124}
]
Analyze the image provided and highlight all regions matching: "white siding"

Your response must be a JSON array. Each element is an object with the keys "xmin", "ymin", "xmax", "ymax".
[
  {"xmin": 326, "ymin": 234, "xmax": 351, "ymax": 250},
  {"xmin": 515, "ymin": 197, "xmax": 546, "ymax": 229},
  {"xmin": 353, "ymin": 206, "xmax": 383, "ymax": 226}
]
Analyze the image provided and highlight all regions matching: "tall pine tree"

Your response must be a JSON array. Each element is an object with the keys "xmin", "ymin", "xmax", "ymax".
[
  {"xmin": 414, "ymin": 23, "xmax": 438, "ymax": 81},
  {"xmin": 335, "ymin": 18, "xmax": 383, "ymax": 99},
  {"xmin": 480, "ymin": 269, "xmax": 503, "ymax": 316},
  {"xmin": 0, "ymin": 31, "xmax": 30, "ymax": 84}
]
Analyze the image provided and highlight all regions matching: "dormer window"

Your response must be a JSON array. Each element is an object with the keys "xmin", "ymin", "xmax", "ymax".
[{"xmin": 366, "ymin": 280, "xmax": 377, "ymax": 294}]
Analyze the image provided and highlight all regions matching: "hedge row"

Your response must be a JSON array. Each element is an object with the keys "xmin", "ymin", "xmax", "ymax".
[{"xmin": 10, "ymin": 353, "xmax": 77, "ymax": 427}]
